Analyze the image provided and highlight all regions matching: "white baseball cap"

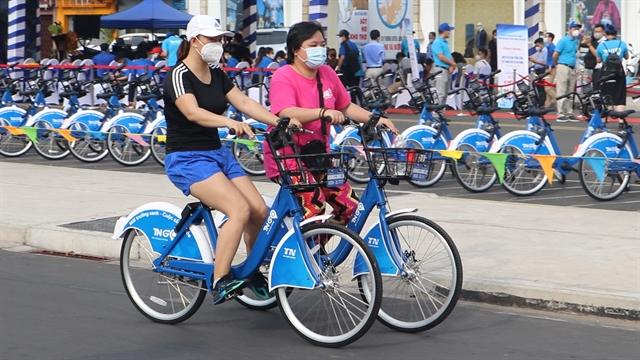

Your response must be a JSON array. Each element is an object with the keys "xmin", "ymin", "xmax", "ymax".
[{"xmin": 186, "ymin": 15, "xmax": 233, "ymax": 41}]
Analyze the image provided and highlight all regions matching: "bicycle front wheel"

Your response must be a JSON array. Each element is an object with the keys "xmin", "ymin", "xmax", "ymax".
[
  {"xmin": 372, "ymin": 215, "xmax": 462, "ymax": 333},
  {"xmin": 276, "ymin": 223, "xmax": 382, "ymax": 348},
  {"xmin": 452, "ymin": 143, "xmax": 497, "ymax": 193},
  {"xmin": 232, "ymin": 136, "xmax": 265, "ymax": 176},
  {"xmin": 32, "ymin": 120, "xmax": 70, "ymax": 160},
  {"xmin": 120, "ymin": 229, "xmax": 207, "ymax": 324},
  {"xmin": 150, "ymin": 126, "xmax": 167, "ymax": 166},
  {"xmin": 579, "ymin": 148, "xmax": 630, "ymax": 201},
  {"xmin": 499, "ymin": 145, "xmax": 547, "ymax": 196},
  {"xmin": 68, "ymin": 122, "xmax": 109, "ymax": 162},
  {"xmin": 0, "ymin": 118, "xmax": 32, "ymax": 157},
  {"xmin": 107, "ymin": 125, "xmax": 151, "ymax": 166}
]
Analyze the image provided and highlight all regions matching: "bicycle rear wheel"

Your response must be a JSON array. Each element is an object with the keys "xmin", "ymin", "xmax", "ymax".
[
  {"xmin": 452, "ymin": 143, "xmax": 496, "ymax": 193},
  {"xmin": 579, "ymin": 148, "xmax": 630, "ymax": 201},
  {"xmin": 68, "ymin": 122, "xmax": 109, "ymax": 162},
  {"xmin": 0, "ymin": 119, "xmax": 32, "ymax": 157},
  {"xmin": 120, "ymin": 229, "xmax": 207, "ymax": 324},
  {"xmin": 499, "ymin": 145, "xmax": 547, "ymax": 196},
  {"xmin": 107, "ymin": 125, "xmax": 151, "ymax": 166},
  {"xmin": 32, "ymin": 120, "xmax": 70, "ymax": 160},
  {"xmin": 150, "ymin": 126, "xmax": 167, "ymax": 166},
  {"xmin": 371, "ymin": 215, "xmax": 462, "ymax": 333},
  {"xmin": 276, "ymin": 223, "xmax": 382, "ymax": 348}
]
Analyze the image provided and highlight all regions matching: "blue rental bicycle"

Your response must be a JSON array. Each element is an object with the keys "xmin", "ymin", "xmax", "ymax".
[
  {"xmin": 112, "ymin": 117, "xmax": 383, "ymax": 348},
  {"xmin": 220, "ymin": 111, "xmax": 462, "ymax": 333}
]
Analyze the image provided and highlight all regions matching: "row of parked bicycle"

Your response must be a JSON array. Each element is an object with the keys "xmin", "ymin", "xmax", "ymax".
[{"xmin": 1, "ymin": 61, "xmax": 640, "ymax": 201}]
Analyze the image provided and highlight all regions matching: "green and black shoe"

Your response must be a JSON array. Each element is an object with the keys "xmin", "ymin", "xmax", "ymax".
[
  {"xmin": 247, "ymin": 271, "xmax": 271, "ymax": 299},
  {"xmin": 212, "ymin": 274, "xmax": 248, "ymax": 305}
]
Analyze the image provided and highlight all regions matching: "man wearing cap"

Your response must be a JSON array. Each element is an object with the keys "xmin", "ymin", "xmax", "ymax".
[
  {"xmin": 553, "ymin": 21, "xmax": 582, "ymax": 121},
  {"xmin": 336, "ymin": 29, "xmax": 362, "ymax": 101},
  {"xmin": 431, "ymin": 22, "xmax": 457, "ymax": 105},
  {"xmin": 161, "ymin": 32, "xmax": 184, "ymax": 67},
  {"xmin": 363, "ymin": 29, "xmax": 386, "ymax": 89},
  {"xmin": 135, "ymin": 34, "xmax": 152, "ymax": 59}
]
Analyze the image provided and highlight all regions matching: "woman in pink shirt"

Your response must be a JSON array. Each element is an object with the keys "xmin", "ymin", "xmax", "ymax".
[{"xmin": 265, "ymin": 21, "xmax": 397, "ymax": 226}]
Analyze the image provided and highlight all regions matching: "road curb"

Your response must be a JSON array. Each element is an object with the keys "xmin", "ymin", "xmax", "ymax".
[{"xmin": 2, "ymin": 224, "xmax": 638, "ymax": 321}]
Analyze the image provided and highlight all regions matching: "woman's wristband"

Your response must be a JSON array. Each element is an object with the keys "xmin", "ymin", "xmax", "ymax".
[{"xmin": 319, "ymin": 107, "xmax": 327, "ymax": 119}]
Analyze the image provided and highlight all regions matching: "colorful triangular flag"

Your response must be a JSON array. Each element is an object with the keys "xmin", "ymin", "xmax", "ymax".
[
  {"xmin": 125, "ymin": 134, "xmax": 150, "ymax": 146},
  {"xmin": 481, "ymin": 152, "xmax": 508, "ymax": 184},
  {"xmin": 20, "ymin": 127, "xmax": 39, "ymax": 144},
  {"xmin": 531, "ymin": 154, "xmax": 557, "ymax": 185},
  {"xmin": 437, "ymin": 150, "xmax": 464, "ymax": 160},
  {"xmin": 584, "ymin": 157, "xmax": 606, "ymax": 183}
]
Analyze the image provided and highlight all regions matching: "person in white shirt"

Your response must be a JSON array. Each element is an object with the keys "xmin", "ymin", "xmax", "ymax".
[
  {"xmin": 529, "ymin": 38, "xmax": 548, "ymax": 107},
  {"xmin": 474, "ymin": 48, "xmax": 491, "ymax": 79}
]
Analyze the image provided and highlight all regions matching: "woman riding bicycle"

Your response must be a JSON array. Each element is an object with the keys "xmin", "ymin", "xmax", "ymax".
[
  {"xmin": 264, "ymin": 21, "xmax": 398, "ymax": 227},
  {"xmin": 162, "ymin": 15, "xmax": 299, "ymax": 304}
]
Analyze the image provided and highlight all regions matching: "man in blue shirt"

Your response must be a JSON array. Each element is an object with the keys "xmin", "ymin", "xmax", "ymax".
[
  {"xmin": 425, "ymin": 32, "xmax": 436, "ymax": 60},
  {"xmin": 363, "ymin": 29, "xmax": 386, "ymax": 89},
  {"xmin": 401, "ymin": 31, "xmax": 420, "ymax": 58},
  {"xmin": 92, "ymin": 43, "xmax": 116, "ymax": 78},
  {"xmin": 553, "ymin": 22, "xmax": 581, "ymax": 121},
  {"xmin": 543, "ymin": 32, "xmax": 557, "ymax": 108},
  {"xmin": 595, "ymin": 24, "xmax": 629, "ymax": 111},
  {"xmin": 336, "ymin": 29, "xmax": 362, "ymax": 102},
  {"xmin": 161, "ymin": 32, "xmax": 183, "ymax": 67},
  {"xmin": 431, "ymin": 23, "xmax": 457, "ymax": 105}
]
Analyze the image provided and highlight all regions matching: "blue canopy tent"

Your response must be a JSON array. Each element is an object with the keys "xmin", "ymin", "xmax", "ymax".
[{"xmin": 100, "ymin": 0, "xmax": 193, "ymax": 29}]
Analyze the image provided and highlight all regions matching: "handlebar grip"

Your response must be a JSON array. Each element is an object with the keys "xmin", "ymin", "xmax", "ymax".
[
  {"xmin": 489, "ymin": 69, "xmax": 502, "ymax": 77},
  {"xmin": 495, "ymin": 92, "xmax": 511, "ymax": 100},
  {"xmin": 633, "ymin": 94, "xmax": 640, "ymax": 100},
  {"xmin": 447, "ymin": 89, "xmax": 461, "ymax": 95},
  {"xmin": 228, "ymin": 125, "xmax": 260, "ymax": 136},
  {"xmin": 426, "ymin": 70, "xmax": 443, "ymax": 80}
]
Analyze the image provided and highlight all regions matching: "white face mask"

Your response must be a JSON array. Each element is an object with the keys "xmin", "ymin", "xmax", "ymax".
[
  {"xmin": 594, "ymin": 33, "xmax": 604, "ymax": 40},
  {"xmin": 150, "ymin": 54, "xmax": 158, "ymax": 61},
  {"xmin": 195, "ymin": 38, "xmax": 224, "ymax": 64},
  {"xmin": 572, "ymin": 30, "xmax": 581, "ymax": 38},
  {"xmin": 475, "ymin": 55, "xmax": 481, "ymax": 60}
]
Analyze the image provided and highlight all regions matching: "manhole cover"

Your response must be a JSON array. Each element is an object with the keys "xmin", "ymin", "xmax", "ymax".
[{"xmin": 59, "ymin": 216, "xmax": 121, "ymax": 233}]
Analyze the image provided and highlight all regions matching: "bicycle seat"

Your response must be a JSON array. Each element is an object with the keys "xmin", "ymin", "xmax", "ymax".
[
  {"xmin": 475, "ymin": 107, "xmax": 501, "ymax": 115},
  {"xmin": 367, "ymin": 102, "xmax": 391, "ymax": 110},
  {"xmin": 18, "ymin": 90, "xmax": 39, "ymax": 96},
  {"xmin": 59, "ymin": 91, "xmax": 86, "ymax": 98},
  {"xmin": 426, "ymin": 104, "xmax": 447, "ymax": 112},
  {"xmin": 529, "ymin": 108, "xmax": 555, "ymax": 117},
  {"xmin": 97, "ymin": 92, "xmax": 117, "ymax": 100},
  {"xmin": 609, "ymin": 110, "xmax": 636, "ymax": 119}
]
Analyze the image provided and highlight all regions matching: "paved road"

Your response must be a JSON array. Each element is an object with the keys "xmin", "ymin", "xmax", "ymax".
[
  {"xmin": 1, "ymin": 250, "xmax": 638, "ymax": 359},
  {"xmin": 1, "ymin": 114, "xmax": 639, "ymax": 212}
]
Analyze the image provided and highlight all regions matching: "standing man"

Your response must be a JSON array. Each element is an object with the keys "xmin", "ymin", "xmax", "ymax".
[
  {"xmin": 401, "ymin": 31, "xmax": 421, "ymax": 58},
  {"xmin": 582, "ymin": 24, "xmax": 607, "ymax": 90},
  {"xmin": 363, "ymin": 29, "xmax": 386, "ymax": 89},
  {"xmin": 161, "ymin": 32, "xmax": 183, "ymax": 67},
  {"xmin": 543, "ymin": 32, "xmax": 557, "ymax": 108},
  {"xmin": 425, "ymin": 31, "xmax": 436, "ymax": 60},
  {"xmin": 553, "ymin": 22, "xmax": 581, "ymax": 122},
  {"xmin": 529, "ymin": 38, "xmax": 548, "ymax": 107},
  {"xmin": 431, "ymin": 23, "xmax": 457, "ymax": 105},
  {"xmin": 596, "ymin": 24, "xmax": 628, "ymax": 114},
  {"xmin": 92, "ymin": 43, "xmax": 116, "ymax": 78},
  {"xmin": 336, "ymin": 29, "xmax": 361, "ymax": 101}
]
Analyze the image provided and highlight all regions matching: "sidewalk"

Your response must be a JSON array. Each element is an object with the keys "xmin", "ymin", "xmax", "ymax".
[{"xmin": 1, "ymin": 162, "xmax": 638, "ymax": 320}]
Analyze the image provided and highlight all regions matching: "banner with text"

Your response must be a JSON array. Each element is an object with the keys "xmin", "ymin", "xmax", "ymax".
[
  {"xmin": 496, "ymin": 24, "xmax": 529, "ymax": 90},
  {"xmin": 337, "ymin": 0, "xmax": 369, "ymax": 47},
  {"xmin": 368, "ymin": 0, "xmax": 414, "ymax": 58}
]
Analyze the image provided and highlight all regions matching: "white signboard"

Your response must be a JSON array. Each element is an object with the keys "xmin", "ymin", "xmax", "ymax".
[{"xmin": 496, "ymin": 24, "xmax": 529, "ymax": 91}]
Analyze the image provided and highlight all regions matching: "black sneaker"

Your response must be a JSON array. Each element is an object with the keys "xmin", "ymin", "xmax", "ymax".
[
  {"xmin": 557, "ymin": 116, "xmax": 570, "ymax": 122},
  {"xmin": 212, "ymin": 274, "xmax": 248, "ymax": 305},
  {"xmin": 247, "ymin": 271, "xmax": 270, "ymax": 299}
]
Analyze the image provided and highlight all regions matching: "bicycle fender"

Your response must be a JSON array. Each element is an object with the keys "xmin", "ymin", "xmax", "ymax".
[
  {"xmin": 60, "ymin": 110, "xmax": 105, "ymax": 130},
  {"xmin": 488, "ymin": 130, "xmax": 555, "ymax": 155},
  {"xmin": 359, "ymin": 222, "xmax": 401, "ymax": 277},
  {"xmin": 28, "ymin": 108, "xmax": 68, "ymax": 128},
  {"xmin": 268, "ymin": 215, "xmax": 333, "ymax": 291},
  {"xmin": 385, "ymin": 208, "xmax": 418, "ymax": 218},
  {"xmin": 0, "ymin": 106, "xmax": 26, "ymax": 126},
  {"xmin": 573, "ymin": 132, "xmax": 634, "ymax": 158},
  {"xmin": 103, "ymin": 113, "xmax": 145, "ymax": 133},
  {"xmin": 111, "ymin": 202, "xmax": 212, "ymax": 263},
  {"xmin": 401, "ymin": 125, "xmax": 448, "ymax": 149},
  {"xmin": 142, "ymin": 116, "xmax": 166, "ymax": 133},
  {"xmin": 448, "ymin": 128, "xmax": 495, "ymax": 152}
]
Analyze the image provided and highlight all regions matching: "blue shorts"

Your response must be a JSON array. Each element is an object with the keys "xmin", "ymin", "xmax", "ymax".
[{"xmin": 165, "ymin": 147, "xmax": 246, "ymax": 196}]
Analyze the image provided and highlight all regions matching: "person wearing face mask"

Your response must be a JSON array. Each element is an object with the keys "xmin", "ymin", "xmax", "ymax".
[
  {"xmin": 529, "ymin": 38, "xmax": 548, "ymax": 107},
  {"xmin": 432, "ymin": 22, "xmax": 457, "ymax": 105},
  {"xmin": 582, "ymin": 24, "xmax": 606, "ymax": 90},
  {"xmin": 596, "ymin": 24, "xmax": 629, "ymax": 115},
  {"xmin": 543, "ymin": 32, "xmax": 557, "ymax": 108},
  {"xmin": 163, "ymin": 15, "xmax": 299, "ymax": 305},
  {"xmin": 474, "ymin": 48, "xmax": 491, "ymax": 79},
  {"xmin": 553, "ymin": 22, "xmax": 582, "ymax": 122},
  {"xmin": 264, "ymin": 21, "xmax": 398, "ymax": 231}
]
